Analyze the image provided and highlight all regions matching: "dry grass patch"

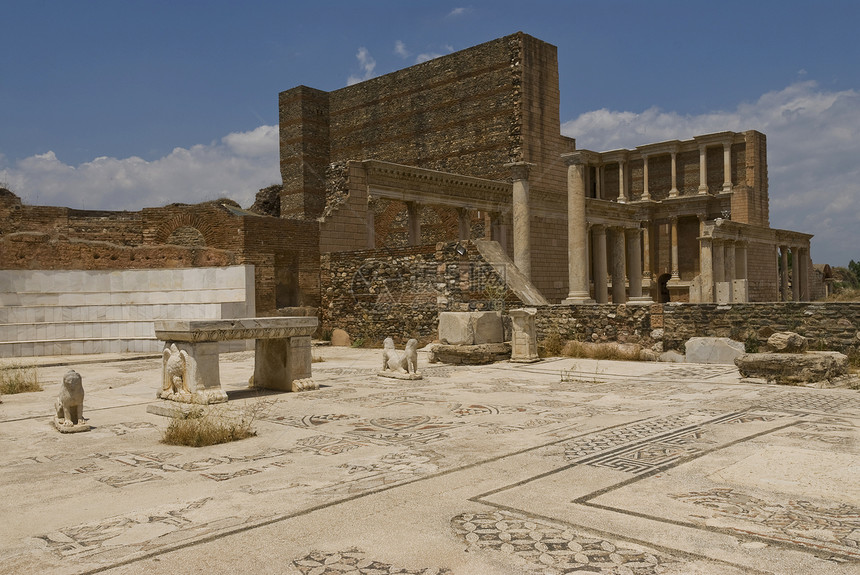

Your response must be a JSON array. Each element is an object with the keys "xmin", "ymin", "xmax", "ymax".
[
  {"xmin": 561, "ymin": 340, "xmax": 643, "ymax": 361},
  {"xmin": 824, "ymin": 288, "xmax": 860, "ymax": 302},
  {"xmin": 161, "ymin": 400, "xmax": 270, "ymax": 447},
  {"xmin": 0, "ymin": 362, "xmax": 42, "ymax": 395}
]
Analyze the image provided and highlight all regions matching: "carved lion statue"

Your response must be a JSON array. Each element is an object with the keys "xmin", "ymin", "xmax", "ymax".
[
  {"xmin": 401, "ymin": 338, "xmax": 419, "ymax": 374},
  {"xmin": 382, "ymin": 337, "xmax": 403, "ymax": 372},
  {"xmin": 55, "ymin": 369, "xmax": 85, "ymax": 426},
  {"xmin": 381, "ymin": 337, "xmax": 419, "ymax": 374},
  {"xmin": 162, "ymin": 343, "xmax": 191, "ymax": 395}
]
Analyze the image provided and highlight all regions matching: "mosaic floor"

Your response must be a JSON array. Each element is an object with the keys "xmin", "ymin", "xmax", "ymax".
[{"xmin": 1, "ymin": 349, "xmax": 857, "ymax": 574}]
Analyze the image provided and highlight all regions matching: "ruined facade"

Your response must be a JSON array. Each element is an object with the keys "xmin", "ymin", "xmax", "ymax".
[
  {"xmin": 281, "ymin": 32, "xmax": 813, "ymax": 305},
  {"xmin": 0, "ymin": 32, "xmax": 822, "ymax": 357}
]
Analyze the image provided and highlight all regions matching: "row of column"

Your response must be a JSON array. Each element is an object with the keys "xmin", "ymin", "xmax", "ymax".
[
  {"xmin": 779, "ymin": 245, "xmax": 810, "ymax": 301},
  {"xmin": 364, "ymin": 200, "xmax": 509, "ymax": 251},
  {"xmin": 586, "ymin": 141, "xmax": 733, "ymax": 202},
  {"xmin": 564, "ymin": 159, "xmax": 650, "ymax": 305},
  {"xmin": 698, "ymin": 238, "xmax": 749, "ymax": 303}
]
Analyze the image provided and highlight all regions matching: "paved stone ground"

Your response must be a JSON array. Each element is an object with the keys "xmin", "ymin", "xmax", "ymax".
[{"xmin": 1, "ymin": 348, "xmax": 858, "ymax": 575}]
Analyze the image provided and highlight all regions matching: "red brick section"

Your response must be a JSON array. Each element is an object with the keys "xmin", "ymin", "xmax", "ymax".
[{"xmin": 0, "ymin": 191, "xmax": 321, "ymax": 315}]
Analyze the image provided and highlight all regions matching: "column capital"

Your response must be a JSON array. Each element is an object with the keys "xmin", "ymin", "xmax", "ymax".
[{"xmin": 504, "ymin": 161, "xmax": 536, "ymax": 181}]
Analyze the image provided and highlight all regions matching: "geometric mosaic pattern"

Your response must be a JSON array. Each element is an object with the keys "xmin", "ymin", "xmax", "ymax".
[
  {"xmin": 582, "ymin": 428, "xmax": 705, "ymax": 474},
  {"xmin": 671, "ymin": 488, "xmax": 860, "ymax": 559},
  {"xmin": 291, "ymin": 549, "xmax": 452, "ymax": 574},
  {"xmin": 562, "ymin": 414, "xmax": 692, "ymax": 460},
  {"xmin": 451, "ymin": 511, "xmax": 676, "ymax": 574},
  {"xmin": 757, "ymin": 393, "xmax": 860, "ymax": 414}
]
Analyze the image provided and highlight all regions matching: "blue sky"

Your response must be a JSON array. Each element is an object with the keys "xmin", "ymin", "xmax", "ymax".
[{"xmin": 2, "ymin": 0, "xmax": 859, "ymax": 266}]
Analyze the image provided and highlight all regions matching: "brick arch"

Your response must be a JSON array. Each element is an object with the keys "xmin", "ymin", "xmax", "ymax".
[{"xmin": 153, "ymin": 213, "xmax": 219, "ymax": 247}]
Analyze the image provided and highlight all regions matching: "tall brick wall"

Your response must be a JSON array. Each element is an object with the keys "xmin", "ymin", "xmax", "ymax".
[
  {"xmin": 278, "ymin": 86, "xmax": 330, "ymax": 219},
  {"xmin": 282, "ymin": 33, "xmax": 574, "ymax": 303},
  {"xmin": 741, "ymin": 130, "xmax": 768, "ymax": 226}
]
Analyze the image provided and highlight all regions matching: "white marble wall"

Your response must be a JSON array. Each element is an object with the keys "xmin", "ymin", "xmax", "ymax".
[{"xmin": 0, "ymin": 266, "xmax": 255, "ymax": 357}]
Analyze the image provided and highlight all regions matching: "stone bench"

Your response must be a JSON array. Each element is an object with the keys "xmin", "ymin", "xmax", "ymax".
[{"xmin": 154, "ymin": 317, "xmax": 318, "ymax": 404}]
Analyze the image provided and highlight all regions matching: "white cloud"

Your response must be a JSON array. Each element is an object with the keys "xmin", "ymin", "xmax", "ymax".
[
  {"xmin": 447, "ymin": 7, "xmax": 469, "ymax": 17},
  {"xmin": 415, "ymin": 45, "xmax": 454, "ymax": 64},
  {"xmin": 394, "ymin": 40, "xmax": 409, "ymax": 59},
  {"xmin": 415, "ymin": 52, "xmax": 444, "ymax": 64},
  {"xmin": 562, "ymin": 81, "xmax": 860, "ymax": 266},
  {"xmin": 347, "ymin": 46, "xmax": 377, "ymax": 86},
  {"xmin": 1, "ymin": 125, "xmax": 280, "ymax": 211}
]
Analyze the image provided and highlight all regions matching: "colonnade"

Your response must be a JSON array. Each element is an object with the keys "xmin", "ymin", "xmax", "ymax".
[
  {"xmin": 584, "ymin": 137, "xmax": 735, "ymax": 202},
  {"xmin": 697, "ymin": 237, "xmax": 749, "ymax": 303},
  {"xmin": 778, "ymin": 245, "xmax": 810, "ymax": 301}
]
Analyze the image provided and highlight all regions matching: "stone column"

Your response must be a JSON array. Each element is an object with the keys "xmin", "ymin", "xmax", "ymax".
[
  {"xmin": 670, "ymin": 217, "xmax": 680, "ymax": 281},
  {"xmin": 724, "ymin": 240, "xmax": 736, "ymax": 302},
  {"xmin": 593, "ymin": 225, "xmax": 608, "ymax": 304},
  {"xmin": 626, "ymin": 228, "xmax": 650, "ymax": 303},
  {"xmin": 507, "ymin": 161, "xmax": 534, "ymax": 280},
  {"xmin": 780, "ymin": 246, "xmax": 790, "ymax": 301},
  {"xmin": 722, "ymin": 141, "xmax": 733, "ymax": 193},
  {"xmin": 490, "ymin": 212, "xmax": 509, "ymax": 253},
  {"xmin": 562, "ymin": 155, "xmax": 594, "ymax": 304},
  {"xmin": 406, "ymin": 201, "xmax": 421, "ymax": 246},
  {"xmin": 617, "ymin": 160, "xmax": 628, "ymax": 203},
  {"xmin": 641, "ymin": 155, "xmax": 651, "ymax": 200},
  {"xmin": 713, "ymin": 240, "xmax": 725, "ymax": 284},
  {"xmin": 366, "ymin": 197, "xmax": 376, "ymax": 249},
  {"xmin": 595, "ymin": 164, "xmax": 603, "ymax": 199},
  {"xmin": 698, "ymin": 144, "xmax": 709, "ymax": 195},
  {"xmin": 699, "ymin": 237, "xmax": 714, "ymax": 303},
  {"xmin": 737, "ymin": 242, "xmax": 748, "ymax": 279},
  {"xmin": 457, "ymin": 208, "xmax": 470, "ymax": 241},
  {"xmin": 734, "ymin": 241, "xmax": 749, "ymax": 303},
  {"xmin": 611, "ymin": 228, "xmax": 627, "ymax": 304},
  {"xmin": 642, "ymin": 224, "xmax": 652, "ymax": 281},
  {"xmin": 799, "ymin": 246, "xmax": 810, "ymax": 301},
  {"xmin": 791, "ymin": 247, "xmax": 801, "ymax": 301},
  {"xmin": 669, "ymin": 150, "xmax": 679, "ymax": 198}
]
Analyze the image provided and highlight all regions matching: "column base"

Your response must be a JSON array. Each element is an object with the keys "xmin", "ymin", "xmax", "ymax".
[
  {"xmin": 627, "ymin": 296, "xmax": 654, "ymax": 305},
  {"xmin": 562, "ymin": 295, "xmax": 595, "ymax": 305},
  {"xmin": 697, "ymin": 186, "xmax": 709, "ymax": 195}
]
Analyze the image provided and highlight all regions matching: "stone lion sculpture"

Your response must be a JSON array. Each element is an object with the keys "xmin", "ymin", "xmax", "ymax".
[
  {"xmin": 381, "ymin": 337, "xmax": 420, "ymax": 377},
  {"xmin": 54, "ymin": 369, "xmax": 87, "ymax": 430},
  {"xmin": 162, "ymin": 343, "xmax": 191, "ymax": 396},
  {"xmin": 402, "ymin": 338, "xmax": 419, "ymax": 374}
]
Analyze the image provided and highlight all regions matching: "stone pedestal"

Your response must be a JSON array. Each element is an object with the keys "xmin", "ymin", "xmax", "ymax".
[
  {"xmin": 509, "ymin": 308, "xmax": 539, "ymax": 363},
  {"xmin": 154, "ymin": 317, "xmax": 319, "ymax": 403}
]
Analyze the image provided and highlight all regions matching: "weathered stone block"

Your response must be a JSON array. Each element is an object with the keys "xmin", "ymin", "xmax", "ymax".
[
  {"xmin": 767, "ymin": 331, "xmax": 808, "ymax": 353},
  {"xmin": 685, "ymin": 337, "xmax": 745, "ymax": 364},
  {"xmin": 509, "ymin": 308, "xmax": 539, "ymax": 362},
  {"xmin": 429, "ymin": 342, "xmax": 511, "ymax": 365},
  {"xmin": 735, "ymin": 351, "xmax": 848, "ymax": 384},
  {"xmin": 438, "ymin": 312, "xmax": 474, "ymax": 345},
  {"xmin": 438, "ymin": 311, "xmax": 503, "ymax": 345}
]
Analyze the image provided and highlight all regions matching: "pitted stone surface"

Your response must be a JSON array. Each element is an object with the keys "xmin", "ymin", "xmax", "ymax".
[{"xmin": 1, "ymin": 348, "xmax": 857, "ymax": 575}]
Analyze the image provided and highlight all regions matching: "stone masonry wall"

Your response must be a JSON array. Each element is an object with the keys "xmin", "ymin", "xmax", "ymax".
[
  {"xmin": 533, "ymin": 302, "xmax": 860, "ymax": 355},
  {"xmin": 320, "ymin": 241, "xmax": 522, "ymax": 344}
]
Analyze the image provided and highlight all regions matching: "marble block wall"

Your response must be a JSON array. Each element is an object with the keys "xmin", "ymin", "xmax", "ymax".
[{"xmin": 0, "ymin": 265, "xmax": 255, "ymax": 357}]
